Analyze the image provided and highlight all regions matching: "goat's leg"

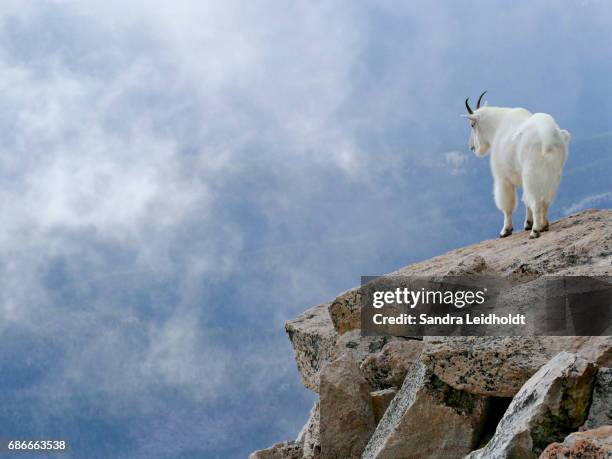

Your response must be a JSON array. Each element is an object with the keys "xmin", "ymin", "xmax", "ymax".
[
  {"xmin": 530, "ymin": 202, "xmax": 547, "ymax": 238},
  {"xmin": 524, "ymin": 206, "xmax": 533, "ymax": 231},
  {"xmin": 494, "ymin": 179, "xmax": 516, "ymax": 238},
  {"xmin": 541, "ymin": 203, "xmax": 550, "ymax": 231}
]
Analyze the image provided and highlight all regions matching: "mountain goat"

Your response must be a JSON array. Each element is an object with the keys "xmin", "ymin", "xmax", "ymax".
[{"xmin": 463, "ymin": 91, "xmax": 570, "ymax": 239}]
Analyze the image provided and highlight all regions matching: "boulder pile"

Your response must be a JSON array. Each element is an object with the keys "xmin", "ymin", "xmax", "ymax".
[{"xmin": 251, "ymin": 209, "xmax": 612, "ymax": 459}]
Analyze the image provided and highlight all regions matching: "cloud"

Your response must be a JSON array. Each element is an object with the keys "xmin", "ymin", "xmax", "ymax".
[
  {"xmin": 563, "ymin": 192, "xmax": 612, "ymax": 215},
  {"xmin": 442, "ymin": 151, "xmax": 471, "ymax": 175},
  {"xmin": 0, "ymin": 3, "xmax": 376, "ymax": 456}
]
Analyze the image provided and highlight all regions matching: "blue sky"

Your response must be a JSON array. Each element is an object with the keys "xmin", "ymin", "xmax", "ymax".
[{"xmin": 0, "ymin": 1, "xmax": 611, "ymax": 458}]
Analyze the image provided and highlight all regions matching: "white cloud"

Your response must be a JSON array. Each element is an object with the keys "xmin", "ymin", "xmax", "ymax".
[
  {"xmin": 563, "ymin": 191, "xmax": 612, "ymax": 215},
  {"xmin": 443, "ymin": 151, "xmax": 470, "ymax": 175},
  {"xmin": 0, "ymin": 7, "xmax": 375, "ymax": 448}
]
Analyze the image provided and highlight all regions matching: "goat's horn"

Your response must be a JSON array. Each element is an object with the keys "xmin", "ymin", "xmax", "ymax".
[
  {"xmin": 476, "ymin": 90, "xmax": 487, "ymax": 109},
  {"xmin": 465, "ymin": 97, "xmax": 473, "ymax": 115}
]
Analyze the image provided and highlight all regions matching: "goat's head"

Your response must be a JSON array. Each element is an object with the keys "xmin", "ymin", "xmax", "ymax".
[{"xmin": 463, "ymin": 91, "xmax": 490, "ymax": 156}]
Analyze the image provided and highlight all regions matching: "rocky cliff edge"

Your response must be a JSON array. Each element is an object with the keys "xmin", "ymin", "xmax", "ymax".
[{"xmin": 251, "ymin": 209, "xmax": 612, "ymax": 459}]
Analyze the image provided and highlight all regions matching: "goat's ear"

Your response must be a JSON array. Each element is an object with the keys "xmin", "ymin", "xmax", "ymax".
[{"xmin": 461, "ymin": 114, "xmax": 480, "ymax": 122}]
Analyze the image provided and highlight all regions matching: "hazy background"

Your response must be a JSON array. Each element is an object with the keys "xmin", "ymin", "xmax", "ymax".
[{"xmin": 0, "ymin": 1, "xmax": 610, "ymax": 457}]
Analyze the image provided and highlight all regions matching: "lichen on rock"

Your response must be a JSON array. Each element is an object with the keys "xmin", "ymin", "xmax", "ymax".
[
  {"xmin": 253, "ymin": 210, "xmax": 612, "ymax": 459},
  {"xmin": 466, "ymin": 352, "xmax": 597, "ymax": 459}
]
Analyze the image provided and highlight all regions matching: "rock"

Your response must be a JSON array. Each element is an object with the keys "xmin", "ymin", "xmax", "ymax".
[
  {"xmin": 249, "ymin": 441, "xmax": 302, "ymax": 459},
  {"xmin": 440, "ymin": 254, "xmax": 496, "ymax": 276},
  {"xmin": 466, "ymin": 352, "xmax": 597, "ymax": 459},
  {"xmin": 286, "ymin": 302, "xmax": 337, "ymax": 392},
  {"xmin": 422, "ymin": 336, "xmax": 610, "ymax": 397},
  {"xmin": 332, "ymin": 329, "xmax": 394, "ymax": 363},
  {"xmin": 371, "ymin": 388, "xmax": 398, "ymax": 424},
  {"xmin": 328, "ymin": 288, "xmax": 362, "ymax": 335},
  {"xmin": 327, "ymin": 210, "xmax": 612, "ymax": 335},
  {"xmin": 296, "ymin": 401, "xmax": 320, "ymax": 459},
  {"xmin": 328, "ymin": 256, "xmax": 494, "ymax": 337},
  {"xmin": 319, "ymin": 352, "xmax": 376, "ymax": 458},
  {"xmin": 578, "ymin": 337, "xmax": 612, "ymax": 368},
  {"xmin": 255, "ymin": 402, "xmax": 321, "ymax": 459},
  {"xmin": 254, "ymin": 210, "xmax": 612, "ymax": 459},
  {"xmin": 539, "ymin": 426, "xmax": 612, "ymax": 459},
  {"xmin": 583, "ymin": 368, "xmax": 612, "ymax": 430},
  {"xmin": 363, "ymin": 362, "xmax": 489, "ymax": 459},
  {"xmin": 392, "ymin": 209, "xmax": 611, "ymax": 278},
  {"xmin": 360, "ymin": 339, "xmax": 424, "ymax": 389}
]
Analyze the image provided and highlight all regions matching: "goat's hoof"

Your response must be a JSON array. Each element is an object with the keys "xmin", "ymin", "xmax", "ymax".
[
  {"xmin": 529, "ymin": 230, "xmax": 541, "ymax": 239},
  {"xmin": 542, "ymin": 223, "xmax": 549, "ymax": 232},
  {"xmin": 524, "ymin": 221, "xmax": 533, "ymax": 231},
  {"xmin": 499, "ymin": 227, "xmax": 513, "ymax": 238}
]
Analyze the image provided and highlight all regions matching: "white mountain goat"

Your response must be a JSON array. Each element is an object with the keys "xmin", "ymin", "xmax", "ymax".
[{"xmin": 463, "ymin": 91, "xmax": 570, "ymax": 239}]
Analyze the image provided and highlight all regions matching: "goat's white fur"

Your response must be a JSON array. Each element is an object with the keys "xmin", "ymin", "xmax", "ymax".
[{"xmin": 464, "ymin": 105, "xmax": 570, "ymax": 239}]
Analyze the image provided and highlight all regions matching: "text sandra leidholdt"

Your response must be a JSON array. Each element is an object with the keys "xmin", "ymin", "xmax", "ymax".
[{"xmin": 360, "ymin": 275, "xmax": 612, "ymax": 337}]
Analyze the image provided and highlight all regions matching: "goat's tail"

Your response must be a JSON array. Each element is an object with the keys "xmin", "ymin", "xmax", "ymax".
[
  {"xmin": 542, "ymin": 129, "xmax": 570, "ymax": 157},
  {"xmin": 560, "ymin": 129, "xmax": 571, "ymax": 144}
]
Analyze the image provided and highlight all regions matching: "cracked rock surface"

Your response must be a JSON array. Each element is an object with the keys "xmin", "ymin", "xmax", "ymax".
[
  {"xmin": 251, "ymin": 210, "xmax": 612, "ymax": 459},
  {"xmin": 466, "ymin": 352, "xmax": 596, "ymax": 459}
]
